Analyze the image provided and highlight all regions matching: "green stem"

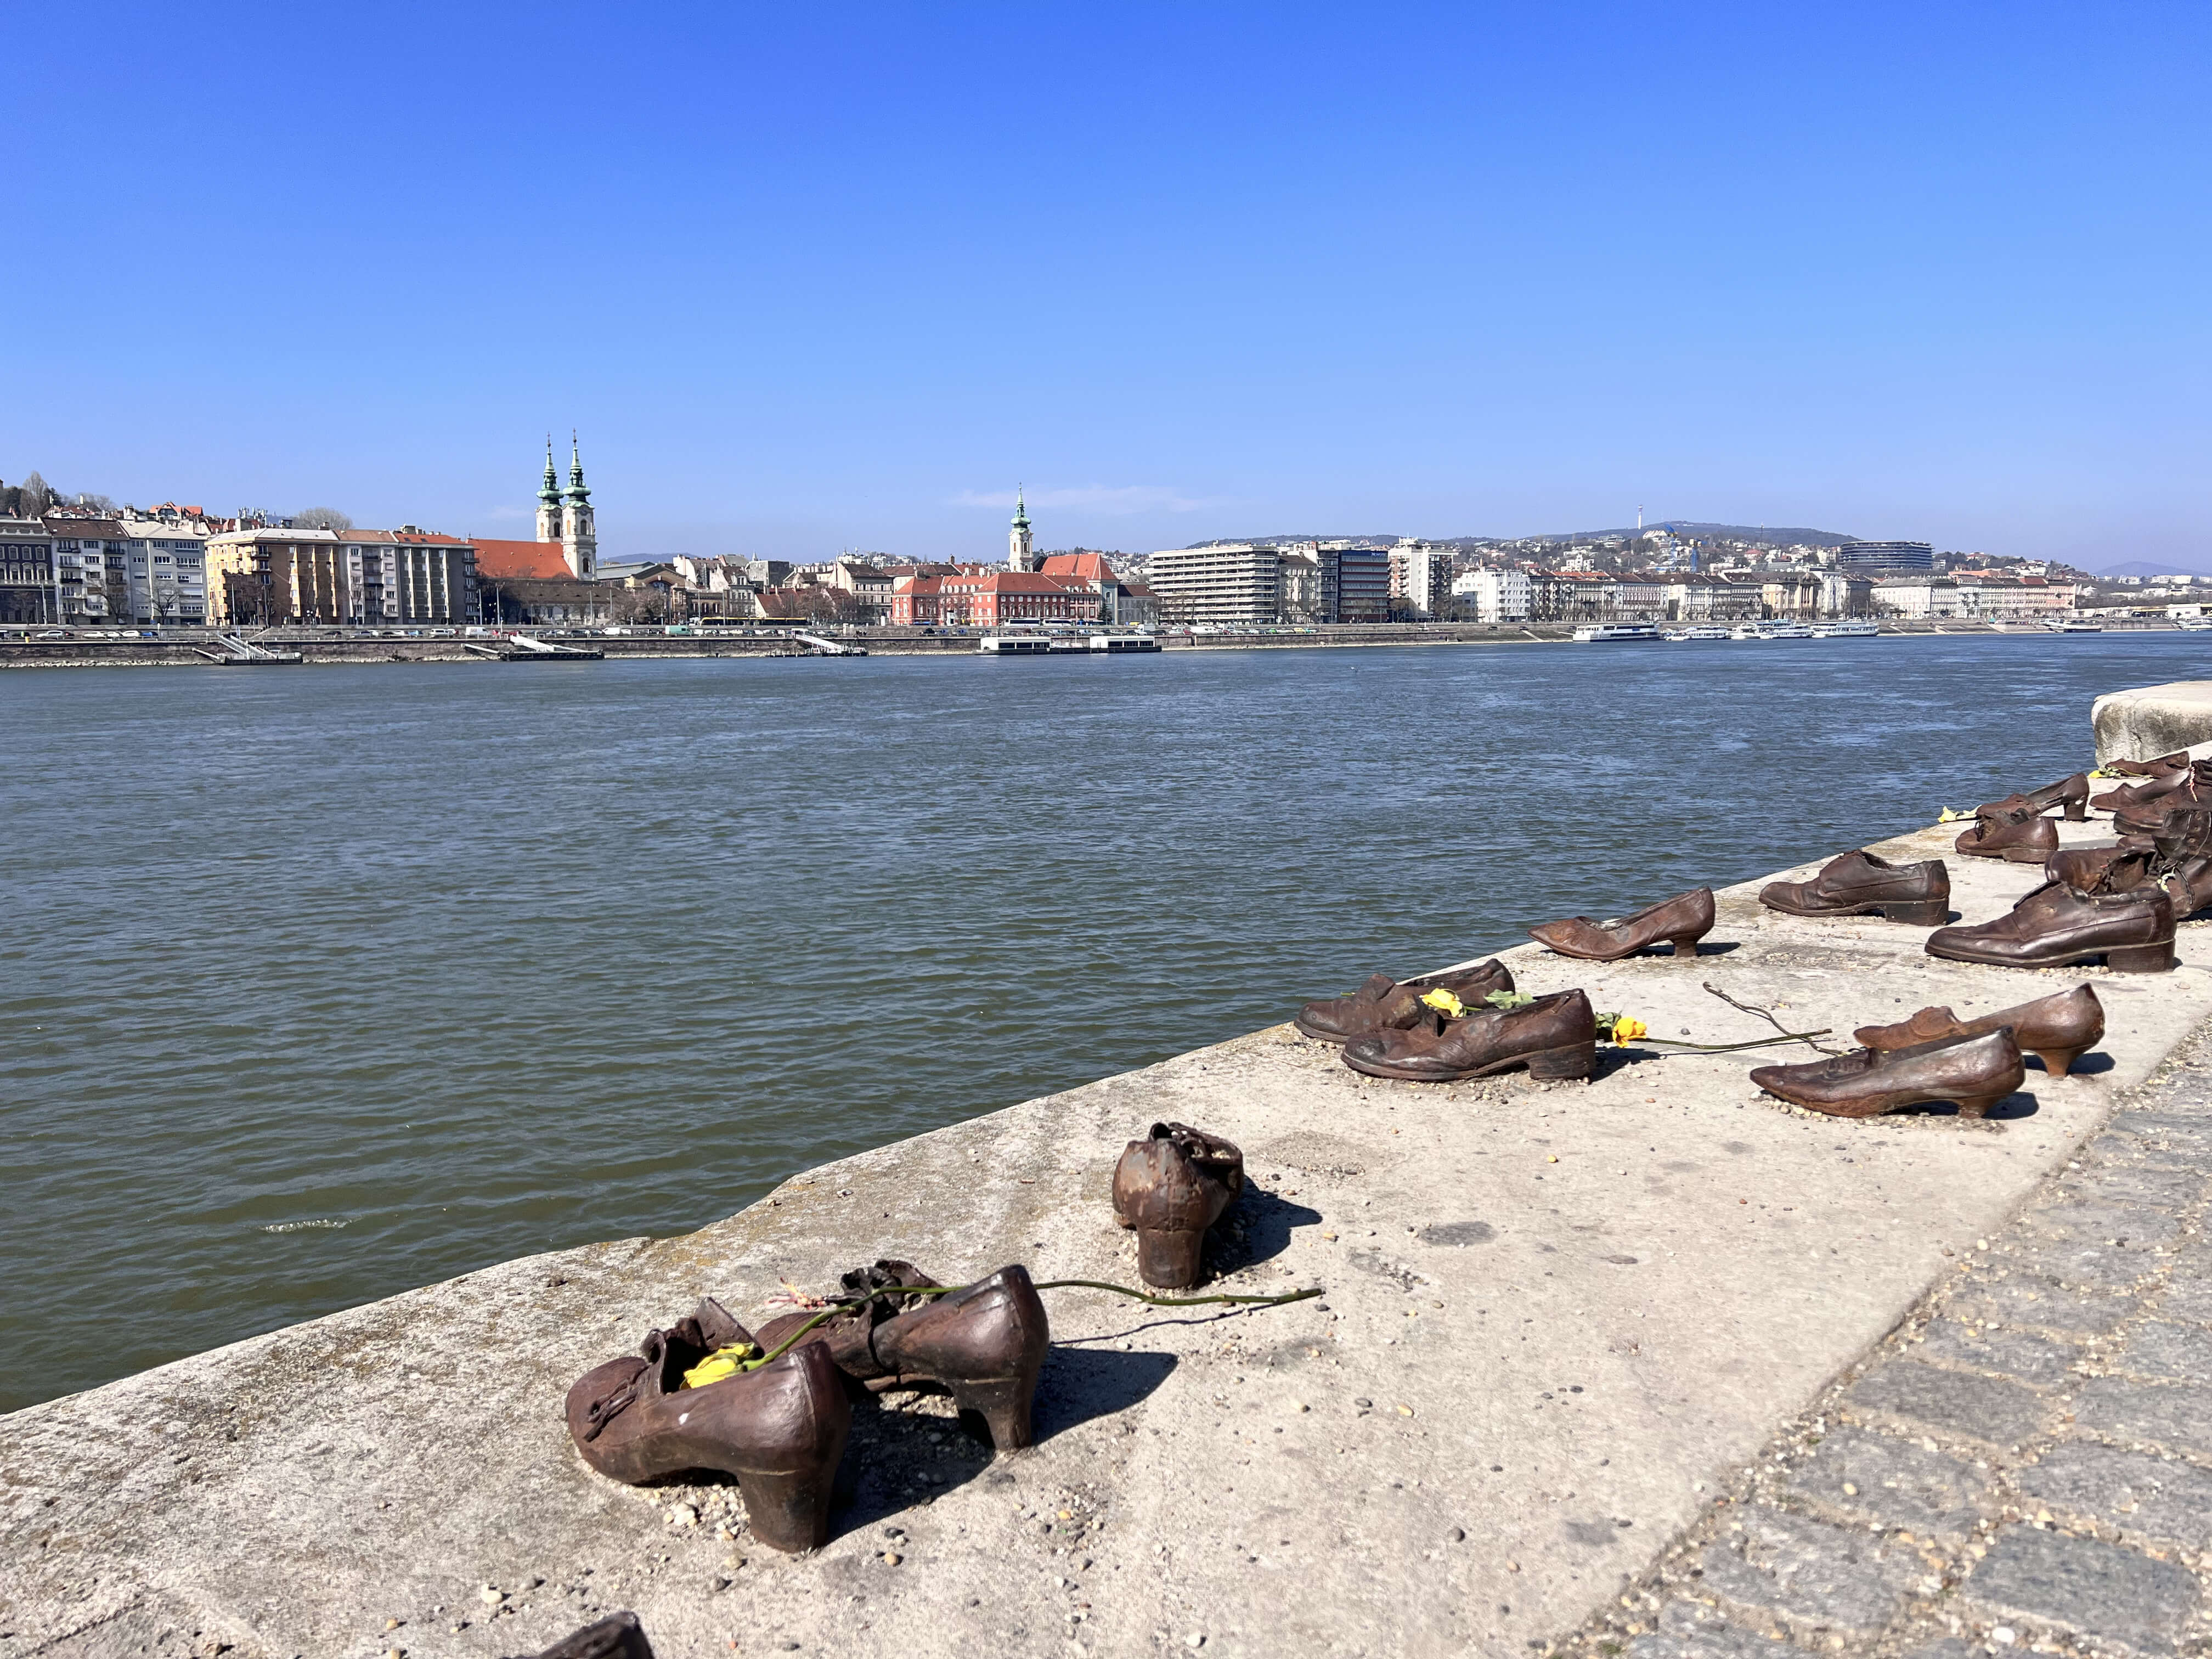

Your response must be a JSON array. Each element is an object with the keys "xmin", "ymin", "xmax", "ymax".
[
  {"xmin": 1032, "ymin": 1279, "xmax": 1323, "ymax": 1308},
  {"xmin": 1633, "ymin": 1030, "xmax": 1831, "ymax": 1053}
]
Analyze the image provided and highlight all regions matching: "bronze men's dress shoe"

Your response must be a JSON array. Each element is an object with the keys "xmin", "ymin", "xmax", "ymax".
[
  {"xmin": 1113, "ymin": 1121, "xmax": 1245, "ymax": 1290},
  {"xmin": 1528, "ymin": 887, "xmax": 1715, "ymax": 961},
  {"xmin": 2104, "ymin": 750, "xmax": 2190, "ymax": 778},
  {"xmin": 1295, "ymin": 959, "xmax": 1514, "ymax": 1043},
  {"xmin": 1853, "ymin": 984, "xmax": 2104, "ymax": 1077},
  {"xmin": 565, "ymin": 1314, "xmax": 850, "ymax": 1554},
  {"xmin": 1954, "ymin": 802, "xmax": 2059, "ymax": 864},
  {"xmin": 1759, "ymin": 851, "xmax": 1950, "ymax": 926},
  {"xmin": 1976, "ymin": 772, "xmax": 2090, "ymax": 823},
  {"xmin": 532, "ymin": 1613, "xmax": 655, "ymax": 1659},
  {"xmin": 2092, "ymin": 765, "xmax": 2212, "ymax": 815},
  {"xmin": 752, "ymin": 1261, "xmax": 1052, "ymax": 1451},
  {"xmin": 2114, "ymin": 788, "xmax": 2212, "ymax": 839},
  {"xmin": 2051, "ymin": 823, "xmax": 2212, "ymax": 919},
  {"xmin": 1750, "ymin": 1029, "xmax": 2026, "ymax": 1120},
  {"xmin": 1924, "ymin": 878, "xmax": 2176, "ymax": 973},
  {"xmin": 1342, "ymin": 988, "xmax": 1597, "ymax": 1082}
]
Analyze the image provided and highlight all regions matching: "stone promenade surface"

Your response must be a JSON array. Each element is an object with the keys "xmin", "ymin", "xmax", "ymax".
[
  {"xmin": 1566, "ymin": 1018, "xmax": 2212, "ymax": 1659},
  {"xmin": 8, "ymin": 812, "xmax": 2212, "ymax": 1659}
]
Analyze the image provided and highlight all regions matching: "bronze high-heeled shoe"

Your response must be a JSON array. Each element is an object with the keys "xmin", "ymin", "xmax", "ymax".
[
  {"xmin": 1113, "ymin": 1121, "xmax": 1244, "ymax": 1290},
  {"xmin": 1527, "ymin": 887, "xmax": 1715, "ymax": 960},
  {"xmin": 1853, "ymin": 984, "xmax": 2104, "ymax": 1077},
  {"xmin": 752, "ymin": 1260, "xmax": 1052, "ymax": 1451},
  {"xmin": 565, "ymin": 1308, "xmax": 850, "ymax": 1554},
  {"xmin": 1750, "ymin": 1029, "xmax": 2026, "ymax": 1119}
]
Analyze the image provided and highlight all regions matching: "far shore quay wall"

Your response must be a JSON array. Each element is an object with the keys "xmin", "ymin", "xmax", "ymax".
[
  {"xmin": 0, "ymin": 617, "xmax": 2169, "ymax": 671},
  {"xmin": 8, "ymin": 791, "xmax": 2212, "ymax": 1658}
]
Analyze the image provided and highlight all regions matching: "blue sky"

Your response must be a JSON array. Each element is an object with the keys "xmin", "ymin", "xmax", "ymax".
[{"xmin": 7, "ymin": 3, "xmax": 2208, "ymax": 566}]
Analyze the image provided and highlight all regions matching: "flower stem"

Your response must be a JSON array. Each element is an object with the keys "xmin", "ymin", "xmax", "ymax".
[
  {"xmin": 1634, "ymin": 1031, "xmax": 1832, "ymax": 1053},
  {"xmin": 738, "ymin": 1279, "xmax": 1322, "ymax": 1372}
]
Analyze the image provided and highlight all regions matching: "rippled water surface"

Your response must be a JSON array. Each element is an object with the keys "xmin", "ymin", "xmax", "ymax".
[{"xmin": 5, "ymin": 635, "xmax": 2204, "ymax": 1409}]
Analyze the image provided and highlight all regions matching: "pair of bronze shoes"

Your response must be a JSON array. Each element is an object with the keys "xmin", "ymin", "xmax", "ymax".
[
  {"xmin": 1924, "ymin": 860, "xmax": 2176, "ymax": 973},
  {"xmin": 1760, "ymin": 851, "xmax": 1950, "ymax": 925},
  {"xmin": 1342, "ymin": 988, "xmax": 1598, "ymax": 1083},
  {"xmin": 1957, "ymin": 771, "xmax": 2092, "ymax": 858},
  {"xmin": 1528, "ymin": 887, "xmax": 1715, "ymax": 960},
  {"xmin": 1113, "ymin": 1121, "xmax": 1244, "ymax": 1289},
  {"xmin": 565, "ymin": 1262, "xmax": 1049, "ymax": 1553},
  {"xmin": 1295, "ymin": 958, "xmax": 1514, "ymax": 1043},
  {"xmin": 1750, "ymin": 985, "xmax": 2105, "ymax": 1119}
]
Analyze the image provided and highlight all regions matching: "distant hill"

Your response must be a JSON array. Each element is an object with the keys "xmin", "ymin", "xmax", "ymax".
[
  {"xmin": 1188, "ymin": 521, "xmax": 1859, "ymax": 550},
  {"xmin": 2099, "ymin": 558, "xmax": 2212, "ymax": 578}
]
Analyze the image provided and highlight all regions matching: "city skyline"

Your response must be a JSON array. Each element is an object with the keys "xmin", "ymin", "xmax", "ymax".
[{"xmin": 5, "ymin": 3, "xmax": 2208, "ymax": 568}]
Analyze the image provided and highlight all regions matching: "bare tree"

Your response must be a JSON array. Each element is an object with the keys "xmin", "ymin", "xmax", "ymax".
[
  {"xmin": 293, "ymin": 507, "xmax": 354, "ymax": 532},
  {"xmin": 17, "ymin": 472, "xmax": 53, "ymax": 517}
]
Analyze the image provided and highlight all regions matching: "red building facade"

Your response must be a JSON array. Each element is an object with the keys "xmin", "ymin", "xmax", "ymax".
[{"xmin": 891, "ymin": 570, "xmax": 1102, "ymax": 627}]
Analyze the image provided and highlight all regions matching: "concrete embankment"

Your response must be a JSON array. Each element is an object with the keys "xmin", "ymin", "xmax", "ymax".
[
  {"xmin": 0, "ymin": 618, "xmax": 2177, "ymax": 670},
  {"xmin": 2094, "ymin": 681, "xmax": 2212, "ymax": 764},
  {"xmin": 7, "ymin": 787, "xmax": 2212, "ymax": 1658}
]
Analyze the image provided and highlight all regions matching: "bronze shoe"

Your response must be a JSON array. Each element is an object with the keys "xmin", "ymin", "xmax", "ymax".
[
  {"xmin": 1759, "ymin": 851, "xmax": 1950, "ymax": 925},
  {"xmin": 2092, "ymin": 766, "xmax": 2210, "ymax": 814},
  {"xmin": 2104, "ymin": 750, "xmax": 2190, "ymax": 778},
  {"xmin": 1113, "ymin": 1121, "xmax": 1244, "ymax": 1290},
  {"xmin": 1976, "ymin": 772, "xmax": 2090, "ymax": 823},
  {"xmin": 1924, "ymin": 877, "xmax": 2176, "ymax": 973},
  {"xmin": 1954, "ymin": 802, "xmax": 2059, "ymax": 864},
  {"xmin": 1750, "ymin": 1029, "xmax": 2025, "ymax": 1119},
  {"xmin": 1853, "ymin": 984, "xmax": 2104, "ymax": 1077},
  {"xmin": 1295, "ymin": 958, "xmax": 1514, "ymax": 1043},
  {"xmin": 532, "ymin": 1613, "xmax": 654, "ymax": 1659},
  {"xmin": 752, "ymin": 1261, "xmax": 1051, "ymax": 1450},
  {"xmin": 2115, "ymin": 788, "xmax": 2212, "ymax": 838},
  {"xmin": 2051, "ymin": 822, "xmax": 2212, "ymax": 919},
  {"xmin": 565, "ymin": 1319, "xmax": 850, "ymax": 1554},
  {"xmin": 1342, "ymin": 988, "xmax": 1597, "ymax": 1082},
  {"xmin": 1528, "ymin": 887, "xmax": 1714, "ymax": 961}
]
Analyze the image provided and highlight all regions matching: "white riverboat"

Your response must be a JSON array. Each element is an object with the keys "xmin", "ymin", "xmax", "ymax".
[
  {"xmin": 1731, "ymin": 621, "xmax": 1815, "ymax": 641},
  {"xmin": 2042, "ymin": 618, "xmax": 2104, "ymax": 633},
  {"xmin": 978, "ymin": 633, "xmax": 1051, "ymax": 654},
  {"xmin": 1810, "ymin": 619, "xmax": 1880, "ymax": 639},
  {"xmin": 1087, "ymin": 633, "xmax": 1161, "ymax": 652},
  {"xmin": 1682, "ymin": 625, "xmax": 1731, "ymax": 641},
  {"xmin": 1571, "ymin": 624, "xmax": 1661, "ymax": 643}
]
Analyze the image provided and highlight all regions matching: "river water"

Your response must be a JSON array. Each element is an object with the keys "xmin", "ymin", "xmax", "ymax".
[{"xmin": 4, "ymin": 634, "xmax": 2202, "ymax": 1410}]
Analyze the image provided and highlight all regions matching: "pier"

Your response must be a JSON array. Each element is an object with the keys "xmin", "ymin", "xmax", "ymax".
[{"xmin": 9, "ymin": 703, "xmax": 2212, "ymax": 1656}]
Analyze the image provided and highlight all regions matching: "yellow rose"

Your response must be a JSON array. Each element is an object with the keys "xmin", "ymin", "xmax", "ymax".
[
  {"xmin": 1611, "ymin": 1015, "xmax": 1647, "ymax": 1047},
  {"xmin": 1420, "ymin": 988, "xmax": 1467, "ymax": 1018},
  {"xmin": 680, "ymin": 1343, "xmax": 761, "ymax": 1389}
]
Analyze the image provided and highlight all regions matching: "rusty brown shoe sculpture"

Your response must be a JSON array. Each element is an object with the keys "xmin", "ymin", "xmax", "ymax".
[
  {"xmin": 1342, "ymin": 988, "xmax": 1598, "ymax": 1082},
  {"xmin": 1114, "ymin": 1122, "xmax": 1245, "ymax": 1290},
  {"xmin": 1295, "ymin": 959, "xmax": 1514, "ymax": 1043},
  {"xmin": 565, "ymin": 1305, "xmax": 850, "ymax": 1554},
  {"xmin": 752, "ymin": 1260, "xmax": 1052, "ymax": 1450},
  {"xmin": 1759, "ymin": 851, "xmax": 1950, "ymax": 925},
  {"xmin": 1924, "ymin": 876, "xmax": 2176, "ymax": 973},
  {"xmin": 1976, "ymin": 772, "xmax": 2090, "ymax": 823},
  {"xmin": 2051, "ymin": 820, "xmax": 2212, "ymax": 919},
  {"xmin": 1853, "ymin": 984, "xmax": 2104, "ymax": 1077},
  {"xmin": 1954, "ymin": 801, "xmax": 2059, "ymax": 864},
  {"xmin": 1528, "ymin": 887, "xmax": 1715, "ymax": 961},
  {"xmin": 2106, "ymin": 750, "xmax": 2191, "ymax": 778},
  {"xmin": 532, "ymin": 1613, "xmax": 655, "ymax": 1659},
  {"xmin": 1750, "ymin": 1029, "xmax": 2026, "ymax": 1120}
]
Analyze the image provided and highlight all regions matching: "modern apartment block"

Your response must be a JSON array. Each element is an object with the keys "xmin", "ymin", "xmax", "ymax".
[
  {"xmin": 115, "ymin": 517, "xmax": 210, "ymax": 625},
  {"xmin": 1837, "ymin": 540, "xmax": 1936, "ymax": 575},
  {"xmin": 44, "ymin": 517, "xmax": 133, "ymax": 625},
  {"xmin": 1388, "ymin": 540, "xmax": 1452, "ymax": 617},
  {"xmin": 0, "ymin": 517, "xmax": 55, "ymax": 624},
  {"xmin": 1330, "ymin": 547, "xmax": 1391, "ymax": 623},
  {"xmin": 1147, "ymin": 544, "xmax": 1284, "ymax": 625},
  {"xmin": 1453, "ymin": 566, "xmax": 1532, "ymax": 622},
  {"xmin": 206, "ymin": 527, "xmax": 476, "ymax": 626}
]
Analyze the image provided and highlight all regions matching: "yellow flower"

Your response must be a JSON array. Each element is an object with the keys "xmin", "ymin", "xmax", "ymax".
[
  {"xmin": 1420, "ymin": 988, "xmax": 1466, "ymax": 1018},
  {"xmin": 1611, "ymin": 1015, "xmax": 1647, "ymax": 1047},
  {"xmin": 680, "ymin": 1343, "xmax": 761, "ymax": 1389},
  {"xmin": 1937, "ymin": 807, "xmax": 1966, "ymax": 823}
]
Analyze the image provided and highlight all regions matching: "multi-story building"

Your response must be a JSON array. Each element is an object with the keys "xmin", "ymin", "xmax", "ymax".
[
  {"xmin": 1278, "ymin": 549, "xmax": 1323, "ymax": 622},
  {"xmin": 890, "ymin": 569, "xmax": 1101, "ymax": 627},
  {"xmin": 206, "ymin": 526, "xmax": 476, "ymax": 625},
  {"xmin": 1387, "ymin": 540, "xmax": 1452, "ymax": 617},
  {"xmin": 1330, "ymin": 547, "xmax": 1391, "ymax": 623},
  {"xmin": 827, "ymin": 558, "xmax": 896, "ymax": 623},
  {"xmin": 1147, "ymin": 545, "xmax": 1283, "ymax": 626},
  {"xmin": 1872, "ymin": 577, "xmax": 1963, "ymax": 618},
  {"xmin": 44, "ymin": 516, "xmax": 132, "ymax": 624},
  {"xmin": 1453, "ymin": 566, "xmax": 1532, "ymax": 622},
  {"xmin": 1, "ymin": 517, "xmax": 56, "ymax": 624},
  {"xmin": 1838, "ymin": 540, "xmax": 1936, "ymax": 577},
  {"xmin": 116, "ymin": 516, "xmax": 211, "ymax": 625}
]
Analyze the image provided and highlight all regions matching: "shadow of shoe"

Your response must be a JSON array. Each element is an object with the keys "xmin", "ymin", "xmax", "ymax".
[
  {"xmin": 1030, "ymin": 1344, "xmax": 1178, "ymax": 1442},
  {"xmin": 2035, "ymin": 1051, "xmax": 2113, "ymax": 1077},
  {"xmin": 1204, "ymin": 1186, "xmax": 1323, "ymax": 1276}
]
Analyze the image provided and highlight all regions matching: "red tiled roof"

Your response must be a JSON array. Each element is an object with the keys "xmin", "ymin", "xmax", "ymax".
[
  {"xmin": 1041, "ymin": 552, "xmax": 1114, "ymax": 582},
  {"xmin": 473, "ymin": 538, "xmax": 573, "ymax": 578}
]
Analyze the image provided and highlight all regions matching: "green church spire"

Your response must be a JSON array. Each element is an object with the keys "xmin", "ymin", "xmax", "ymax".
[
  {"xmin": 566, "ymin": 432, "xmax": 590, "ymax": 504},
  {"xmin": 539, "ymin": 438, "xmax": 561, "ymax": 506}
]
